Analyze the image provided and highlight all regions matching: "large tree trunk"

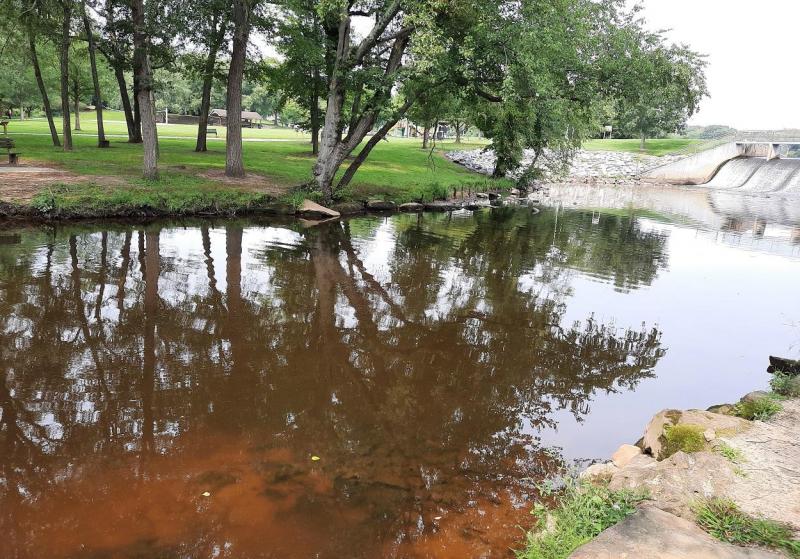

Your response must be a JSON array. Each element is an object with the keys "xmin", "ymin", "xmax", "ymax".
[
  {"xmin": 100, "ymin": 0, "xmax": 138, "ymax": 143},
  {"xmin": 131, "ymin": 0, "xmax": 159, "ymax": 179},
  {"xmin": 422, "ymin": 125, "xmax": 429, "ymax": 149},
  {"xmin": 225, "ymin": 0, "xmax": 250, "ymax": 177},
  {"xmin": 72, "ymin": 77, "xmax": 81, "ymax": 131},
  {"xmin": 82, "ymin": 1, "xmax": 107, "ymax": 147},
  {"xmin": 312, "ymin": 5, "xmax": 409, "ymax": 201},
  {"xmin": 59, "ymin": 0, "xmax": 73, "ymax": 151},
  {"xmin": 335, "ymin": 99, "xmax": 413, "ymax": 191},
  {"xmin": 455, "ymin": 120, "xmax": 462, "ymax": 144},
  {"xmin": 195, "ymin": 17, "xmax": 225, "ymax": 152},
  {"xmin": 132, "ymin": 73, "xmax": 143, "ymax": 143},
  {"xmin": 310, "ymin": 72, "xmax": 320, "ymax": 156},
  {"xmin": 28, "ymin": 31, "xmax": 60, "ymax": 147},
  {"xmin": 107, "ymin": 62, "xmax": 137, "ymax": 142},
  {"xmin": 313, "ymin": 16, "xmax": 351, "ymax": 199}
]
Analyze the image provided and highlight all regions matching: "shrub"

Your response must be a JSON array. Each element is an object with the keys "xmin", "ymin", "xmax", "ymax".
[
  {"xmin": 695, "ymin": 499, "xmax": 800, "ymax": 557},
  {"xmin": 733, "ymin": 397, "xmax": 782, "ymax": 421},
  {"xmin": 518, "ymin": 478, "xmax": 648, "ymax": 559},
  {"xmin": 770, "ymin": 372, "xmax": 800, "ymax": 397},
  {"xmin": 661, "ymin": 424, "xmax": 705, "ymax": 458}
]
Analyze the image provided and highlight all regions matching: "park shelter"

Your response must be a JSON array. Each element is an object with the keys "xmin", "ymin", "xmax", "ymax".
[{"xmin": 209, "ymin": 109, "xmax": 264, "ymax": 128}]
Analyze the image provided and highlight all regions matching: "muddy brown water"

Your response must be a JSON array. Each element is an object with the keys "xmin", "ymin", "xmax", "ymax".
[{"xmin": 1, "ymin": 199, "xmax": 799, "ymax": 558}]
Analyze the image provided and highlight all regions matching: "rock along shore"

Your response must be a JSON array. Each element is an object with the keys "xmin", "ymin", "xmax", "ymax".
[
  {"xmin": 570, "ymin": 363, "xmax": 800, "ymax": 558},
  {"xmin": 445, "ymin": 147, "xmax": 684, "ymax": 180}
]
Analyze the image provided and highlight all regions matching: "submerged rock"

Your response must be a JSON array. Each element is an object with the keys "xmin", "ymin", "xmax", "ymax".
[
  {"xmin": 262, "ymin": 202, "xmax": 296, "ymax": 215},
  {"xmin": 366, "ymin": 200, "xmax": 397, "ymax": 211},
  {"xmin": 423, "ymin": 201, "xmax": 459, "ymax": 211},
  {"xmin": 569, "ymin": 506, "xmax": 781, "ymax": 558},
  {"xmin": 399, "ymin": 202, "xmax": 424, "ymax": 212},
  {"xmin": 331, "ymin": 202, "xmax": 365, "ymax": 215}
]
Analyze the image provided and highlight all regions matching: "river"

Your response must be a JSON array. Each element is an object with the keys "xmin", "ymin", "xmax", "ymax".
[{"xmin": 1, "ymin": 187, "xmax": 799, "ymax": 558}]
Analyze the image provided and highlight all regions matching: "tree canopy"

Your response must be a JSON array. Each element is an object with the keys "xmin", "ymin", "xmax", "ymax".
[{"xmin": 0, "ymin": 0, "xmax": 707, "ymax": 197}]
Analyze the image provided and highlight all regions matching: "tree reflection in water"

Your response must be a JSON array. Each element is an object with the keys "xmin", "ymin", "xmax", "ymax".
[{"xmin": 0, "ymin": 209, "xmax": 667, "ymax": 558}]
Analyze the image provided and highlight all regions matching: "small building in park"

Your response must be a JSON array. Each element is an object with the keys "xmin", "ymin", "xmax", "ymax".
[{"xmin": 209, "ymin": 109, "xmax": 264, "ymax": 128}]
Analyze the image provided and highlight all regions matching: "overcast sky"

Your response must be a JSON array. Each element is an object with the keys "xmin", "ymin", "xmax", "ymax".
[{"xmin": 638, "ymin": 0, "xmax": 798, "ymax": 130}]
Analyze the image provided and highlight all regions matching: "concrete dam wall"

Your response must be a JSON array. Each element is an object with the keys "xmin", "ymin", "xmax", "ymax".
[
  {"xmin": 705, "ymin": 157, "xmax": 800, "ymax": 194},
  {"xmin": 641, "ymin": 142, "xmax": 771, "ymax": 185}
]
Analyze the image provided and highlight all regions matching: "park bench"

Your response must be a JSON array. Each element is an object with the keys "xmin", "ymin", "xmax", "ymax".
[
  {"xmin": 207, "ymin": 127, "xmax": 217, "ymax": 136},
  {"xmin": 0, "ymin": 137, "xmax": 19, "ymax": 165}
]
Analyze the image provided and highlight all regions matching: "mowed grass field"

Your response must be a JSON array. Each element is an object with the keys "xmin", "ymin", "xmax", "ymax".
[
  {"xmin": 2, "ymin": 112, "xmax": 699, "ymax": 216},
  {"xmin": 2, "ymin": 112, "xmax": 503, "ymax": 214},
  {"xmin": 582, "ymin": 138, "xmax": 702, "ymax": 156},
  {"xmin": 11, "ymin": 111, "xmax": 307, "ymax": 140}
]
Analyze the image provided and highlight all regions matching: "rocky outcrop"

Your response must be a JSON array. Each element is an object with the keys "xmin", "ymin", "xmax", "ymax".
[
  {"xmin": 577, "ymin": 394, "xmax": 800, "ymax": 559},
  {"xmin": 642, "ymin": 409, "xmax": 750, "ymax": 459},
  {"xmin": 609, "ymin": 451, "xmax": 739, "ymax": 520},
  {"xmin": 725, "ymin": 398, "xmax": 800, "ymax": 530},
  {"xmin": 399, "ymin": 202, "xmax": 424, "ymax": 212},
  {"xmin": 570, "ymin": 506, "xmax": 782, "ymax": 558}
]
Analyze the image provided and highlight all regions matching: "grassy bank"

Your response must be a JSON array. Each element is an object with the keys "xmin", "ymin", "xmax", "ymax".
[
  {"xmin": 1, "ymin": 114, "xmax": 507, "ymax": 217},
  {"xmin": 2, "ymin": 113, "xmax": 698, "ymax": 219},
  {"xmin": 520, "ymin": 479, "xmax": 648, "ymax": 559},
  {"xmin": 583, "ymin": 138, "xmax": 700, "ymax": 156}
]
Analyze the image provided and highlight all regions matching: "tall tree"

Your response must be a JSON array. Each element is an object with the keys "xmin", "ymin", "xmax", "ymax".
[
  {"xmin": 224, "ymin": 0, "xmax": 252, "ymax": 177},
  {"xmin": 81, "ymin": 0, "xmax": 107, "ymax": 146},
  {"xmin": 57, "ymin": 0, "xmax": 74, "ymax": 150},
  {"xmin": 189, "ymin": 0, "xmax": 230, "ymax": 152},
  {"xmin": 17, "ymin": 0, "xmax": 63, "ymax": 147},
  {"xmin": 613, "ymin": 35, "xmax": 708, "ymax": 149},
  {"xmin": 96, "ymin": 0, "xmax": 139, "ymax": 142},
  {"xmin": 271, "ymin": 0, "xmax": 325, "ymax": 154},
  {"xmin": 130, "ymin": 0, "xmax": 158, "ymax": 178},
  {"xmin": 311, "ymin": 0, "xmax": 415, "ymax": 200}
]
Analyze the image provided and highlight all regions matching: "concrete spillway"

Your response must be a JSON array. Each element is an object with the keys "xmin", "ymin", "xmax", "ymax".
[{"xmin": 705, "ymin": 157, "xmax": 800, "ymax": 194}]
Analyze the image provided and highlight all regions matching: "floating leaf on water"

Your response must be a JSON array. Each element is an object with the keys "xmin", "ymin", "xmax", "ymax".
[
  {"xmin": 311, "ymin": 455, "xmax": 321, "ymax": 461},
  {"xmin": 202, "ymin": 491, "xmax": 211, "ymax": 497}
]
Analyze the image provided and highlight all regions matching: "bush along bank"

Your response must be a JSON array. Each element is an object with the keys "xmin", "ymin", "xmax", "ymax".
[{"xmin": 521, "ymin": 356, "xmax": 800, "ymax": 559}]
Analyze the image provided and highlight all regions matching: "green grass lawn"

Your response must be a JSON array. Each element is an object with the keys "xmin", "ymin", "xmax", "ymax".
[
  {"xmin": 582, "ymin": 138, "xmax": 701, "ymax": 156},
  {"xmin": 2, "ymin": 112, "xmax": 697, "ymax": 218},
  {"xmin": 2, "ymin": 114, "xmax": 506, "ymax": 216},
  {"xmin": 8, "ymin": 110, "xmax": 309, "ymax": 140}
]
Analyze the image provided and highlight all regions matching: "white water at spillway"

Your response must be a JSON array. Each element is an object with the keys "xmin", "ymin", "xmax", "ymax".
[{"xmin": 706, "ymin": 157, "xmax": 800, "ymax": 194}]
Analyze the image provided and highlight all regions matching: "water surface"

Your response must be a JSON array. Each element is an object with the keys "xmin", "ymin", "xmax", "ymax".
[{"xmin": 2, "ymin": 196, "xmax": 799, "ymax": 558}]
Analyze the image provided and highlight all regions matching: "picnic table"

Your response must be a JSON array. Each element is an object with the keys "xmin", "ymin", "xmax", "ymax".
[{"xmin": 0, "ymin": 137, "xmax": 19, "ymax": 165}]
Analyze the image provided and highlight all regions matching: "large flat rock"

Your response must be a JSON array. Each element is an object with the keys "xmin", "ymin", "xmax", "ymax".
[
  {"xmin": 609, "ymin": 451, "xmax": 738, "ymax": 520},
  {"xmin": 298, "ymin": 199, "xmax": 340, "ymax": 218},
  {"xmin": 570, "ymin": 507, "xmax": 782, "ymax": 558},
  {"xmin": 725, "ymin": 398, "xmax": 800, "ymax": 530}
]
